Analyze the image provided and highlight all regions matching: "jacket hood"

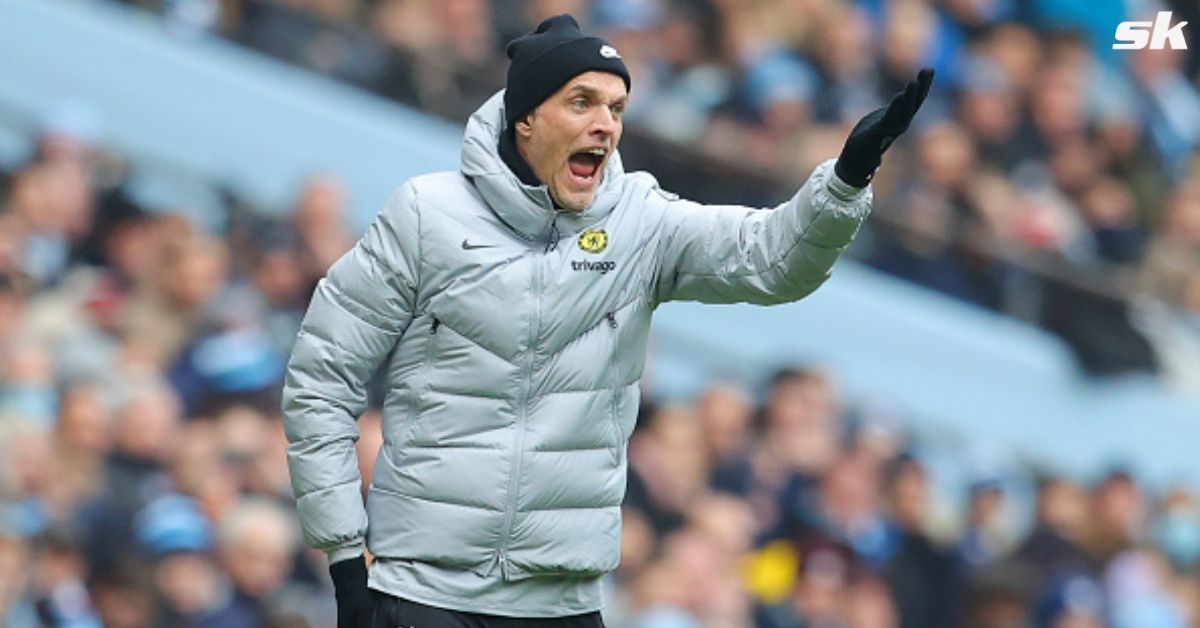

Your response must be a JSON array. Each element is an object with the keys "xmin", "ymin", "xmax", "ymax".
[{"xmin": 460, "ymin": 90, "xmax": 625, "ymax": 241}]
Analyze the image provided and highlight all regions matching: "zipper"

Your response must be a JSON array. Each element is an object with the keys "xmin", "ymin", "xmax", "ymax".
[
  {"xmin": 495, "ymin": 251, "xmax": 543, "ymax": 578},
  {"xmin": 605, "ymin": 311, "xmax": 622, "ymax": 464},
  {"xmin": 495, "ymin": 212, "xmax": 558, "ymax": 574},
  {"xmin": 545, "ymin": 214, "xmax": 560, "ymax": 253},
  {"xmin": 401, "ymin": 315, "xmax": 440, "ymax": 455}
]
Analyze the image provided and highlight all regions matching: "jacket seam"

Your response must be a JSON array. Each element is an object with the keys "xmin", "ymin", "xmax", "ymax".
[
  {"xmin": 288, "ymin": 429, "xmax": 357, "ymax": 446},
  {"xmin": 432, "ymin": 317, "xmax": 514, "ymax": 365},
  {"xmin": 542, "ymin": 295, "xmax": 642, "ymax": 360},
  {"xmin": 670, "ymin": 202, "xmax": 844, "ymax": 281},
  {"xmin": 287, "ymin": 386, "xmax": 361, "ymax": 423},
  {"xmin": 370, "ymin": 483, "xmax": 505, "ymax": 512},
  {"xmin": 662, "ymin": 168, "xmax": 859, "ymax": 283},
  {"xmin": 423, "ymin": 386, "xmax": 512, "ymax": 400},
  {"xmin": 412, "ymin": 182, "xmax": 425, "ymax": 305},
  {"xmin": 358, "ymin": 240, "xmax": 410, "ymax": 293},
  {"xmin": 525, "ymin": 505, "xmax": 615, "ymax": 512},
  {"xmin": 318, "ymin": 281, "xmax": 404, "ymax": 334},
  {"xmin": 530, "ymin": 444, "xmax": 613, "ymax": 453},
  {"xmin": 295, "ymin": 476, "xmax": 359, "ymax": 500},
  {"xmin": 403, "ymin": 441, "xmax": 507, "ymax": 450},
  {"xmin": 402, "ymin": 182, "xmax": 426, "ymax": 456}
]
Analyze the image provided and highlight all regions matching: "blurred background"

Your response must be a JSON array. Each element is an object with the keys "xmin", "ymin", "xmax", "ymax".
[{"xmin": 1, "ymin": 0, "xmax": 1200, "ymax": 626}]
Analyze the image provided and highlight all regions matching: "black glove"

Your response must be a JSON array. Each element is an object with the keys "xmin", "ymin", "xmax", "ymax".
[
  {"xmin": 834, "ymin": 68, "xmax": 935, "ymax": 188},
  {"xmin": 330, "ymin": 556, "xmax": 374, "ymax": 628}
]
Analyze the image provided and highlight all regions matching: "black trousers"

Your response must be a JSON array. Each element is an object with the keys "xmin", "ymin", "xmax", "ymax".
[{"xmin": 371, "ymin": 591, "xmax": 606, "ymax": 628}]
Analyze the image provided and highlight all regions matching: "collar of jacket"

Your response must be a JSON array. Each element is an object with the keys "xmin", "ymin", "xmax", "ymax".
[
  {"xmin": 460, "ymin": 90, "xmax": 624, "ymax": 242},
  {"xmin": 497, "ymin": 127, "xmax": 542, "ymax": 188}
]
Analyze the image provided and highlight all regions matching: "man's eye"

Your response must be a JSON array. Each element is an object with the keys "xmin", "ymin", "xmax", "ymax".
[{"xmin": 571, "ymin": 98, "xmax": 588, "ymax": 109}]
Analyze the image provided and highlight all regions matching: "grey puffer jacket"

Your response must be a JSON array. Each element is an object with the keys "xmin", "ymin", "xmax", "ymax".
[{"xmin": 283, "ymin": 91, "xmax": 872, "ymax": 581}]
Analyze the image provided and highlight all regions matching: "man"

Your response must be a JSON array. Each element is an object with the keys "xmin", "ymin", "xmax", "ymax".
[{"xmin": 283, "ymin": 14, "xmax": 933, "ymax": 628}]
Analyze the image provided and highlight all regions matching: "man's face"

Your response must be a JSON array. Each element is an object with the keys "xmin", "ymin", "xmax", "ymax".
[{"xmin": 515, "ymin": 71, "xmax": 627, "ymax": 212}]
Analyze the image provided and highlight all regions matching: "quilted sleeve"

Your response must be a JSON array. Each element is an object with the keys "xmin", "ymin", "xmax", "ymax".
[
  {"xmin": 652, "ymin": 159, "xmax": 872, "ymax": 306},
  {"xmin": 282, "ymin": 181, "xmax": 419, "ymax": 560}
]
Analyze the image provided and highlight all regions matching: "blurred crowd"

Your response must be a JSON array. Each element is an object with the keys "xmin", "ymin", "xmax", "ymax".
[
  {"xmin": 0, "ymin": 114, "xmax": 358, "ymax": 627},
  {"xmin": 3, "ymin": 0, "xmax": 1200, "ymax": 627},
  {"xmin": 1, "ymin": 119, "xmax": 1200, "ymax": 627},
  {"xmin": 612, "ymin": 374, "xmax": 1200, "ymax": 628},
  {"xmin": 109, "ymin": 0, "xmax": 1200, "ymax": 386},
  {"xmin": 3, "ymin": 125, "xmax": 1200, "ymax": 626}
]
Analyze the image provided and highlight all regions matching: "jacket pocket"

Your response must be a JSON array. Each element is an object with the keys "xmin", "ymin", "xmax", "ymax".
[
  {"xmin": 395, "ymin": 315, "xmax": 441, "ymax": 454},
  {"xmin": 502, "ymin": 506, "xmax": 622, "ymax": 579}
]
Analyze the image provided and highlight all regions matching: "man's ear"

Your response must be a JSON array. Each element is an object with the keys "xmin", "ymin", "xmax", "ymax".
[{"xmin": 514, "ymin": 111, "xmax": 535, "ymax": 139}]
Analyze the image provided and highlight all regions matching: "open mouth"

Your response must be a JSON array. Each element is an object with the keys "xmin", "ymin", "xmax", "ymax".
[{"xmin": 567, "ymin": 148, "xmax": 606, "ymax": 186}]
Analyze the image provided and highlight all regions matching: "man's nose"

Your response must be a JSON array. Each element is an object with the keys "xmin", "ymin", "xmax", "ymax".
[{"xmin": 590, "ymin": 107, "xmax": 618, "ymax": 136}]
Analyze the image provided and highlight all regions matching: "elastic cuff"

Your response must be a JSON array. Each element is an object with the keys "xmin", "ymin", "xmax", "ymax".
[
  {"xmin": 826, "ymin": 171, "xmax": 868, "ymax": 202},
  {"xmin": 326, "ymin": 540, "xmax": 366, "ymax": 565}
]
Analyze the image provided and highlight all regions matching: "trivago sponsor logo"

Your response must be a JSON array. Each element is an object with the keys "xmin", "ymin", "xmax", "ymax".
[
  {"xmin": 1114, "ymin": 11, "xmax": 1188, "ymax": 50},
  {"xmin": 571, "ymin": 260, "xmax": 616, "ymax": 274}
]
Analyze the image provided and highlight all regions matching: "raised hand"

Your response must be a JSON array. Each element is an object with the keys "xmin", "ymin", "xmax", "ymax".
[{"xmin": 834, "ymin": 68, "xmax": 935, "ymax": 188}]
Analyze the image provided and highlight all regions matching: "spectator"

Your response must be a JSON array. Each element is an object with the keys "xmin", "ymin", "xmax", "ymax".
[
  {"xmin": 879, "ymin": 455, "xmax": 959, "ymax": 628},
  {"xmin": 1033, "ymin": 572, "xmax": 1106, "ymax": 628},
  {"xmin": 1012, "ymin": 476, "xmax": 1095, "ymax": 593},
  {"xmin": 627, "ymin": 405, "xmax": 709, "ymax": 536},
  {"xmin": 847, "ymin": 574, "xmax": 900, "ymax": 628},
  {"xmin": 1128, "ymin": 42, "xmax": 1200, "ymax": 179},
  {"xmin": 29, "ymin": 526, "xmax": 101, "ymax": 627},
  {"xmin": 87, "ymin": 558, "xmax": 157, "ymax": 628},
  {"xmin": 1152, "ymin": 487, "xmax": 1200, "ymax": 572},
  {"xmin": 288, "ymin": 175, "xmax": 353, "ymax": 292},
  {"xmin": 0, "ymin": 532, "xmax": 38, "ymax": 627},
  {"xmin": 235, "ymin": 0, "xmax": 389, "ymax": 89},
  {"xmin": 135, "ymin": 493, "xmax": 230, "ymax": 627},
  {"xmin": 82, "ymin": 380, "xmax": 182, "ymax": 569},
  {"xmin": 959, "ymin": 478, "xmax": 1017, "ymax": 567},
  {"xmin": 757, "ymin": 537, "xmax": 859, "ymax": 628},
  {"xmin": 214, "ymin": 498, "xmax": 301, "ymax": 627},
  {"xmin": 1084, "ymin": 470, "xmax": 1148, "ymax": 566},
  {"xmin": 121, "ymin": 230, "xmax": 229, "ymax": 368},
  {"xmin": 1105, "ymin": 548, "xmax": 1189, "ymax": 628},
  {"xmin": 696, "ymin": 383, "xmax": 755, "ymax": 496}
]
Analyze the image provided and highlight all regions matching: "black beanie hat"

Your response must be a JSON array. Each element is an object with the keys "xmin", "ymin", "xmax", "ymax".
[{"xmin": 504, "ymin": 14, "xmax": 631, "ymax": 131}]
